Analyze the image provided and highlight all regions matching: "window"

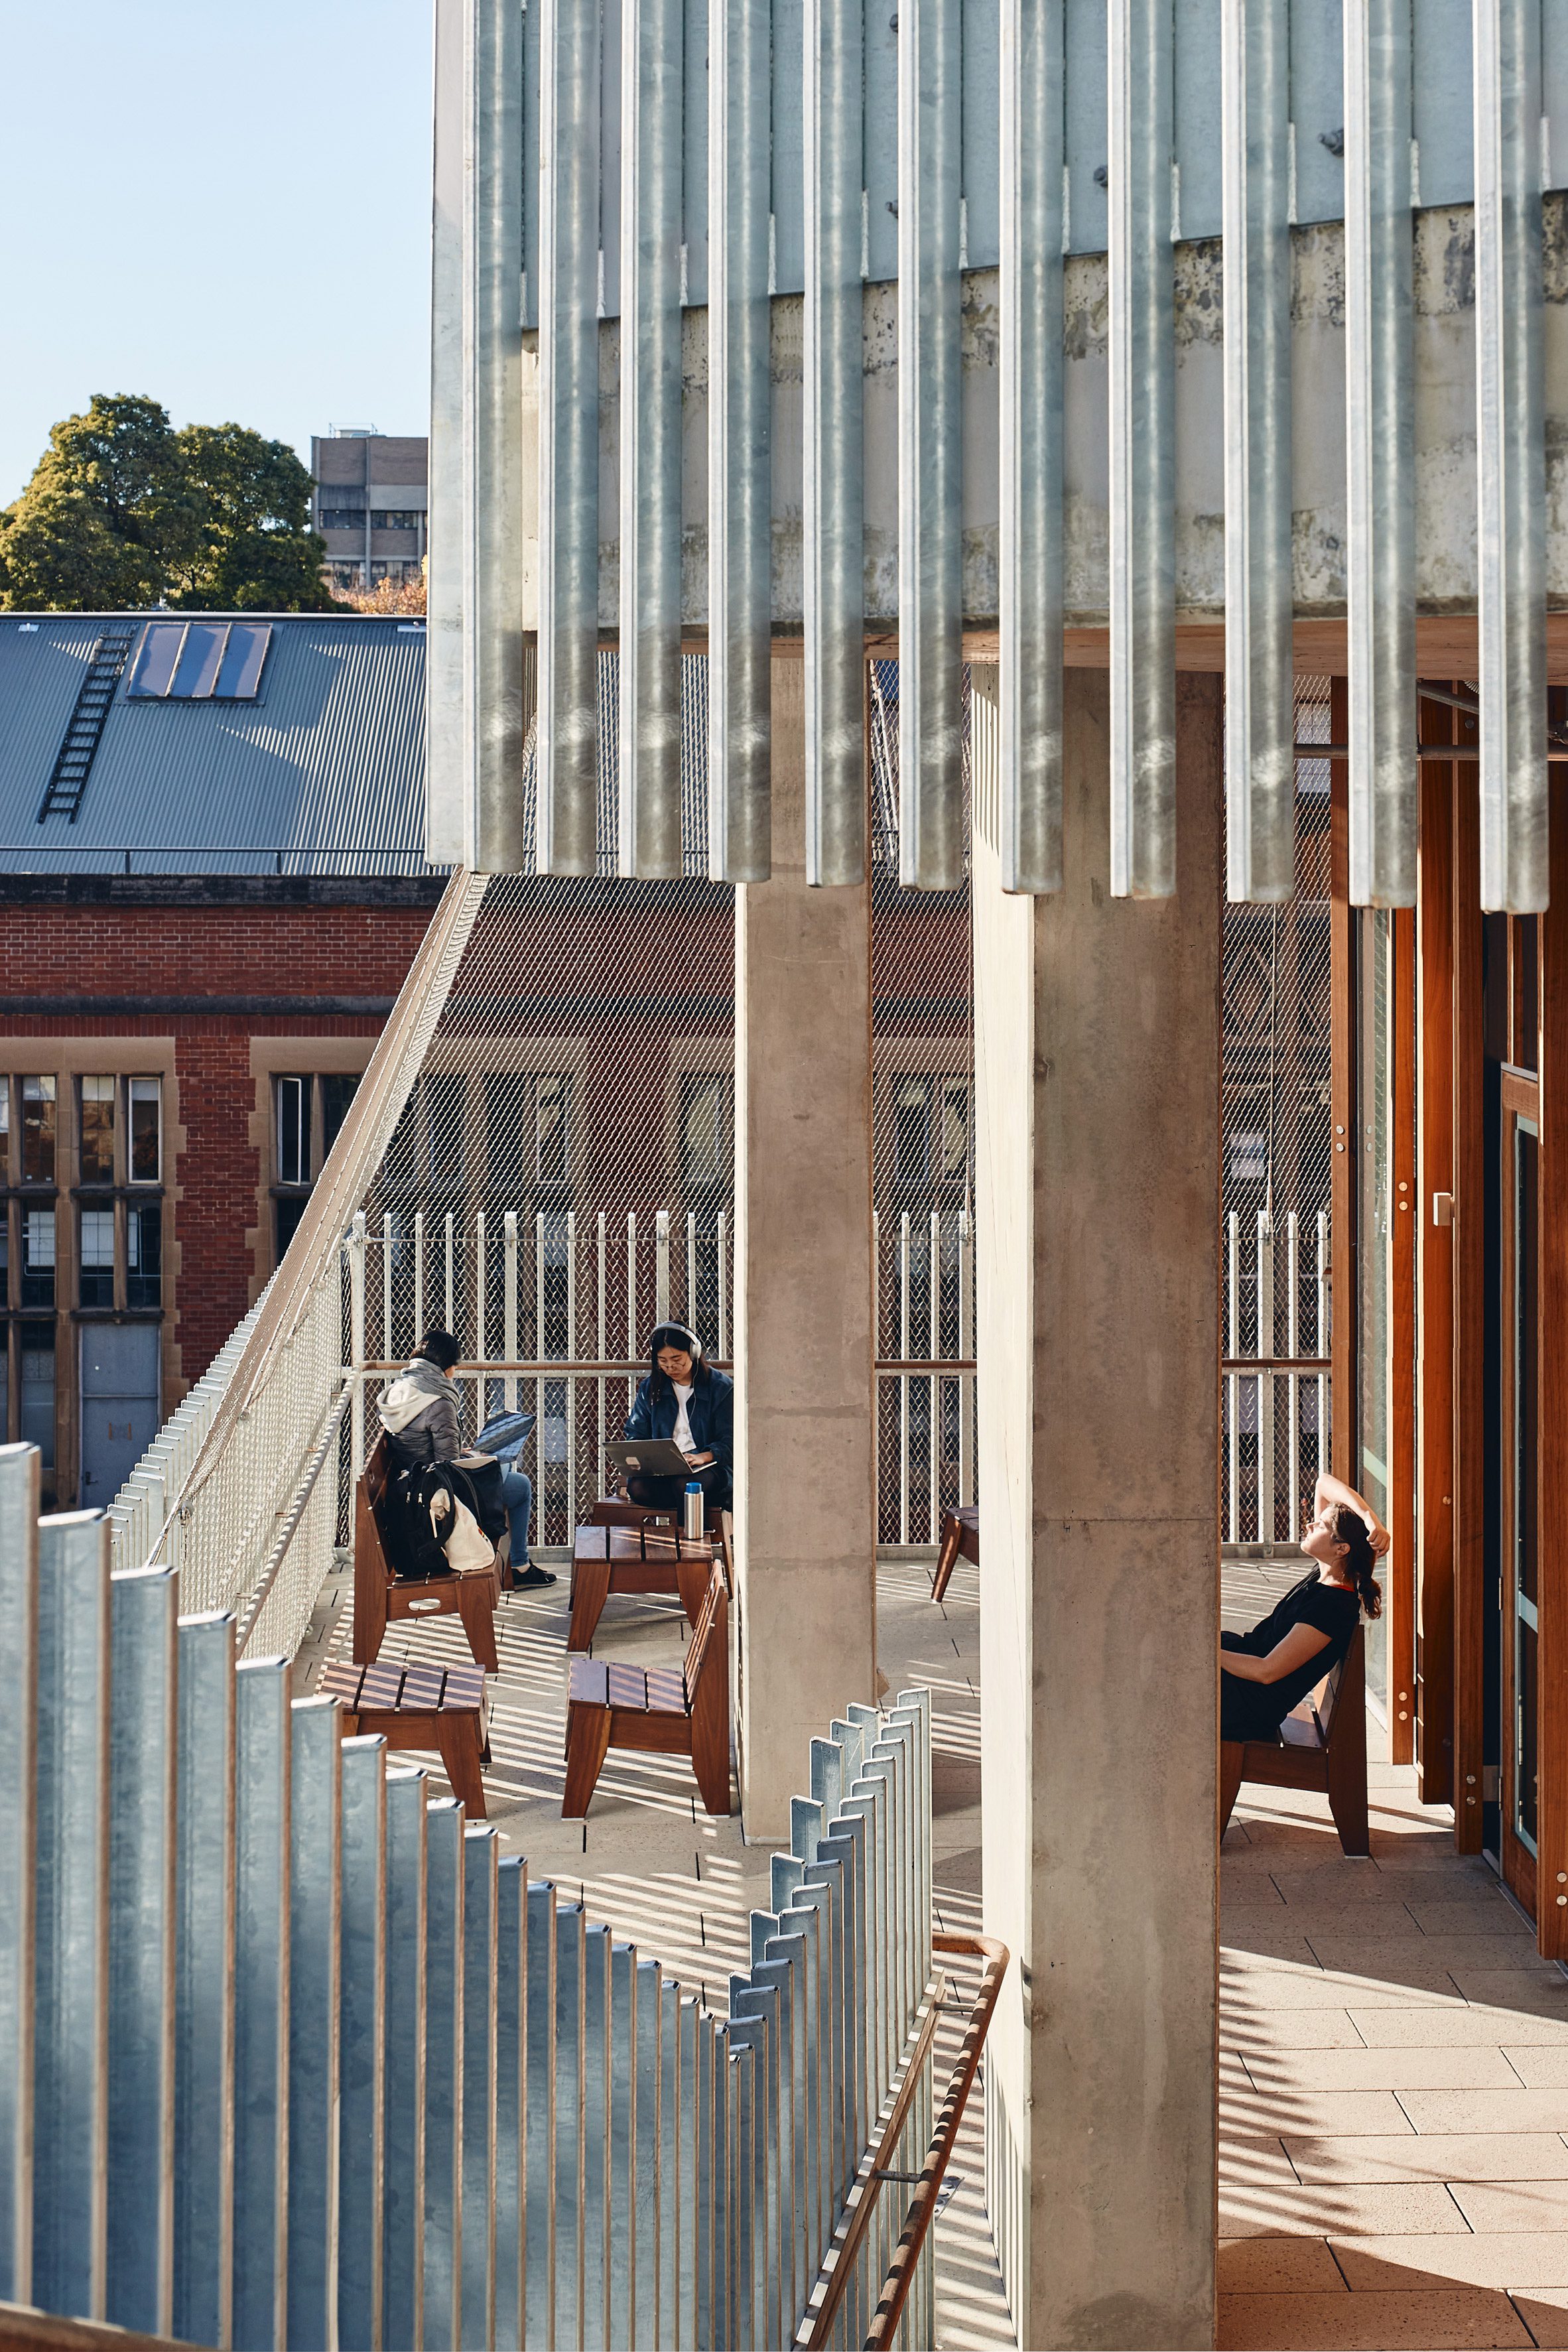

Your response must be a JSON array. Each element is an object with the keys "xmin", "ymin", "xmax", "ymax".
[
  {"xmin": 941, "ymin": 1080, "xmax": 970, "ymax": 1181},
  {"xmin": 1230, "ymin": 1132, "xmax": 1268, "ymax": 1187},
  {"xmin": 78, "ymin": 1209, "xmax": 115, "ymax": 1308},
  {"xmin": 19, "ymin": 1333, "xmax": 54, "ymax": 1470},
  {"xmin": 127, "ymin": 1203, "xmax": 161, "ymax": 1309},
  {"xmin": 0, "ymin": 1082, "xmax": 9, "ymax": 1172},
  {"xmin": 128, "ymin": 1078, "xmax": 161, "ymax": 1181},
  {"xmin": 681, "ymin": 1075, "xmax": 729, "ymax": 1192},
  {"xmin": 21, "ymin": 1077, "xmax": 55, "ymax": 1183},
  {"xmin": 320, "ymin": 1074, "xmax": 359, "ymax": 1157},
  {"xmin": 275, "ymin": 1197, "xmax": 310, "ymax": 1262},
  {"xmin": 277, "ymin": 1077, "xmax": 311, "ymax": 1187},
  {"xmin": 125, "ymin": 620, "xmax": 271, "ymax": 702},
  {"xmin": 320, "ymin": 508, "xmax": 366, "ymax": 532},
  {"xmin": 425, "ymin": 1075, "xmax": 466, "ymax": 1183},
  {"xmin": 536, "ymin": 1074, "xmax": 570, "ymax": 1187},
  {"xmin": 22, "ymin": 1210, "xmax": 54, "ymax": 1308},
  {"xmin": 372, "ymin": 509, "xmax": 421, "ymax": 530},
  {"xmin": 79, "ymin": 1076, "xmax": 115, "ymax": 1182},
  {"xmin": 895, "ymin": 1078, "xmax": 931, "ymax": 1185}
]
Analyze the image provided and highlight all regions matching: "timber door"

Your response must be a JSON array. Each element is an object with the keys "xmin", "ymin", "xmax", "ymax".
[{"xmin": 1500, "ymin": 1071, "xmax": 1541, "ymax": 1916}]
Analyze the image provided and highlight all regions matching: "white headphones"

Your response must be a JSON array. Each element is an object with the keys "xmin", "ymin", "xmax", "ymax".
[{"xmin": 657, "ymin": 1322, "xmax": 702, "ymax": 1362}]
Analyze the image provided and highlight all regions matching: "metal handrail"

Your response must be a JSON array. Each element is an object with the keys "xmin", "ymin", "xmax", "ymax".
[
  {"xmin": 232, "ymin": 1382, "xmax": 354, "ymax": 1654},
  {"xmin": 801, "ymin": 1929, "xmax": 1008, "ymax": 2351},
  {"xmin": 864, "ymin": 1932, "xmax": 1010, "ymax": 2351}
]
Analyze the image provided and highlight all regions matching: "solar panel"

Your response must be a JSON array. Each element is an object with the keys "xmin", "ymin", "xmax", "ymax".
[
  {"xmin": 124, "ymin": 623, "xmax": 185, "ymax": 698},
  {"xmin": 169, "ymin": 622, "xmax": 226, "ymax": 699},
  {"xmin": 216, "ymin": 622, "xmax": 271, "ymax": 698}
]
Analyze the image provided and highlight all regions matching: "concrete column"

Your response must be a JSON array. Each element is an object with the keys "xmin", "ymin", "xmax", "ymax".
[
  {"xmin": 972, "ymin": 666, "xmax": 1220, "ymax": 2350},
  {"xmin": 733, "ymin": 657, "xmax": 877, "ymax": 1835}
]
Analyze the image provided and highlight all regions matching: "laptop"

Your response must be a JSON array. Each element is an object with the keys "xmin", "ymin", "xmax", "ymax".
[{"xmin": 602, "ymin": 1438, "xmax": 696, "ymax": 1481}]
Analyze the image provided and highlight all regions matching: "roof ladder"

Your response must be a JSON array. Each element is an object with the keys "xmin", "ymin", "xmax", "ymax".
[{"xmin": 36, "ymin": 628, "xmax": 137, "ymax": 822}]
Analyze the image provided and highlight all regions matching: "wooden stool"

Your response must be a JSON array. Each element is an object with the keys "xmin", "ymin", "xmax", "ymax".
[
  {"xmin": 562, "ymin": 1563, "xmax": 731, "ymax": 1818},
  {"xmin": 932, "ymin": 1506, "xmax": 980, "ymax": 1602},
  {"xmin": 567, "ymin": 1518, "xmax": 719, "ymax": 1652},
  {"xmin": 321, "ymin": 1658, "xmax": 491, "ymax": 1819}
]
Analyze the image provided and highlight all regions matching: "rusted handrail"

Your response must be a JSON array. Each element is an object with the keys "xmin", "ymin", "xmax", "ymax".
[
  {"xmin": 864, "ymin": 1931, "xmax": 1010, "ymax": 2351},
  {"xmin": 800, "ymin": 1929, "xmax": 1008, "ymax": 2351}
]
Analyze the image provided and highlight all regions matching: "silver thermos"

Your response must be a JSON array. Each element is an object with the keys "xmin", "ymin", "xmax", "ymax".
[{"xmin": 683, "ymin": 1478, "xmax": 704, "ymax": 1539}]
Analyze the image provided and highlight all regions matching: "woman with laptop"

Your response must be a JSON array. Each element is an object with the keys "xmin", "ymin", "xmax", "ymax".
[{"xmin": 618, "ymin": 1321, "xmax": 734, "ymax": 1514}]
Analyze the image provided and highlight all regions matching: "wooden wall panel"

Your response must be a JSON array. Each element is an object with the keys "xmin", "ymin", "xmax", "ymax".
[
  {"xmin": 1330, "ymin": 681, "xmax": 1356, "ymax": 1482},
  {"xmin": 1390, "ymin": 905, "xmax": 1417, "ymax": 1765},
  {"xmin": 1452, "ymin": 748, "xmax": 1487, "ymax": 1853},
  {"xmin": 1536, "ymin": 758, "xmax": 1568, "ymax": 1956},
  {"xmin": 1417, "ymin": 718, "xmax": 1457, "ymax": 1808}
]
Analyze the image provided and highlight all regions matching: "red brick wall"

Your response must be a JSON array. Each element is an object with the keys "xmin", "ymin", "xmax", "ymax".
[{"xmin": 0, "ymin": 901, "xmax": 434, "ymax": 1386}]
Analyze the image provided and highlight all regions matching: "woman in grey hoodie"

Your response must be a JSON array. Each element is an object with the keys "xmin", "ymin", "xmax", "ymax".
[{"xmin": 379, "ymin": 1330, "xmax": 555, "ymax": 1589}]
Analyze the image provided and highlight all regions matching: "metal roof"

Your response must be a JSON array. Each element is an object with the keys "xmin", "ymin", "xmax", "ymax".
[{"xmin": 0, "ymin": 613, "xmax": 433, "ymax": 875}]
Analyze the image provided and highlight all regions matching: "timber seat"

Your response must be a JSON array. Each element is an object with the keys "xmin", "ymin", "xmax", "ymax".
[
  {"xmin": 1220, "ymin": 1622, "xmax": 1370, "ymax": 1857},
  {"xmin": 932, "ymin": 1506, "xmax": 980, "ymax": 1602},
  {"xmin": 352, "ymin": 1433, "xmax": 501, "ymax": 1675},
  {"xmin": 562, "ymin": 1561, "xmax": 731, "ymax": 1817},
  {"xmin": 321, "ymin": 1657, "xmax": 491, "ymax": 1819},
  {"xmin": 567, "ymin": 1505, "xmax": 732, "ymax": 1652}
]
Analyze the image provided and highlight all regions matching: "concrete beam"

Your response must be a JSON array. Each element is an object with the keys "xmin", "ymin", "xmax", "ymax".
[
  {"xmin": 972, "ymin": 665, "xmax": 1221, "ymax": 2349},
  {"xmin": 732, "ymin": 659, "xmax": 877, "ymax": 1835}
]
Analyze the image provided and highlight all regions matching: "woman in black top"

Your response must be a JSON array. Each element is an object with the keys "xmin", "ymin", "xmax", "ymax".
[{"xmin": 1220, "ymin": 1470, "xmax": 1389, "ymax": 1742}]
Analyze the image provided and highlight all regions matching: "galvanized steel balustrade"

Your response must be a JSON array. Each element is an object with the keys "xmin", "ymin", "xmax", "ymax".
[
  {"xmin": 450, "ymin": 0, "xmax": 1568, "ymax": 913},
  {"xmin": 0, "ymin": 1437, "xmax": 941, "ymax": 2349}
]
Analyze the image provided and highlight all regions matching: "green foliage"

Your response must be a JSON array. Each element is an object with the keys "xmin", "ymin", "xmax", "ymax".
[{"xmin": 0, "ymin": 393, "xmax": 336, "ymax": 612}]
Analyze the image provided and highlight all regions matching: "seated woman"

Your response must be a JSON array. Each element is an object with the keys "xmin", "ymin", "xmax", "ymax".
[
  {"xmin": 379, "ymin": 1329, "xmax": 556, "ymax": 1590},
  {"xmin": 1220, "ymin": 1470, "xmax": 1388, "ymax": 1744},
  {"xmin": 621, "ymin": 1321, "xmax": 734, "ymax": 1514}
]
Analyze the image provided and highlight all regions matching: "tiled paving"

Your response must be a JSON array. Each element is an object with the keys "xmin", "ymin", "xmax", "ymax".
[
  {"xmin": 304, "ymin": 1547, "xmax": 1015, "ymax": 2351},
  {"xmin": 1221, "ymin": 1766, "xmax": 1568, "ymax": 2351}
]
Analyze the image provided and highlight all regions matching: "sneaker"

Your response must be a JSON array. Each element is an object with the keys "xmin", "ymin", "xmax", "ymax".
[{"xmin": 513, "ymin": 1563, "xmax": 557, "ymax": 1590}]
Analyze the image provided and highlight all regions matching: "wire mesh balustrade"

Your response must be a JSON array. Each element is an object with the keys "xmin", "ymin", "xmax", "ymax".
[{"xmin": 1220, "ymin": 675, "xmax": 1336, "ymax": 1547}]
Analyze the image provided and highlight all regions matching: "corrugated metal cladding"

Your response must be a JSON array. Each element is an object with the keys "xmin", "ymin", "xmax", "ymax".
[
  {"xmin": 519, "ymin": 0, "xmax": 1568, "ymax": 325},
  {"xmin": 0, "ymin": 615, "xmax": 433, "ymax": 875}
]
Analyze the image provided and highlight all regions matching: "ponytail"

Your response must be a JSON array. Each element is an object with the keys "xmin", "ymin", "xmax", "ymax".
[{"xmin": 1333, "ymin": 1506, "xmax": 1383, "ymax": 1618}]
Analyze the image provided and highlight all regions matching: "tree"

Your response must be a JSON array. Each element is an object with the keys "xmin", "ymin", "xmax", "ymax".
[
  {"xmin": 0, "ymin": 393, "xmax": 336, "ymax": 612},
  {"xmin": 332, "ymin": 566, "xmax": 427, "ymax": 616}
]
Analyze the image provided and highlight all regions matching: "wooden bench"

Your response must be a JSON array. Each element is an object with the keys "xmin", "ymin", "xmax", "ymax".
[
  {"xmin": 567, "ymin": 1508, "xmax": 727, "ymax": 1653},
  {"xmin": 932, "ymin": 1506, "xmax": 980, "ymax": 1602},
  {"xmin": 1220, "ymin": 1624, "xmax": 1370, "ymax": 1857},
  {"xmin": 352, "ymin": 1435, "xmax": 501, "ymax": 1675},
  {"xmin": 562, "ymin": 1561, "xmax": 731, "ymax": 1817},
  {"xmin": 321, "ymin": 1658, "xmax": 491, "ymax": 1819}
]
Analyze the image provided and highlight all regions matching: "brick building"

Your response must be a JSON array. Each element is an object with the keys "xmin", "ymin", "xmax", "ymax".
[{"xmin": 0, "ymin": 612, "xmax": 442, "ymax": 1506}]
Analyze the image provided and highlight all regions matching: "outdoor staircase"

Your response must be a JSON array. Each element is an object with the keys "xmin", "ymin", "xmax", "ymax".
[{"xmin": 36, "ymin": 626, "xmax": 136, "ymax": 821}]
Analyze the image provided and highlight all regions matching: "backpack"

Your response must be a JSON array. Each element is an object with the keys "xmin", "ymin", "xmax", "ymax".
[{"xmin": 385, "ymin": 1461, "xmax": 495, "ymax": 1579}]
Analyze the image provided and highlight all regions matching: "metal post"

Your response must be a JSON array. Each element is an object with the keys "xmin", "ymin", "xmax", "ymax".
[
  {"xmin": 536, "ymin": 0, "xmax": 603, "ymax": 876},
  {"xmin": 461, "ymin": 1825, "xmax": 498, "ymax": 2352},
  {"xmin": 999, "ymin": 0, "xmax": 1065, "ymax": 892},
  {"xmin": 105, "ymin": 1566, "xmax": 176, "ymax": 2339},
  {"xmin": 897, "ymin": 0, "xmax": 964, "ymax": 890},
  {"xmin": 1227, "ymin": 1210, "xmax": 1240, "ymax": 1543},
  {"xmin": 1108, "ymin": 0, "xmax": 1177, "ymax": 897},
  {"xmin": 1287, "ymin": 1210, "xmax": 1301, "ymax": 1529},
  {"xmin": 338, "ymin": 1736, "xmax": 387, "ymax": 2352},
  {"xmin": 899, "ymin": 1214, "xmax": 911, "ymax": 1547},
  {"xmin": 707, "ymin": 0, "xmax": 773, "ymax": 882},
  {"xmin": 444, "ymin": 1210, "xmax": 456, "ymax": 1333},
  {"xmin": 554, "ymin": 1903, "xmax": 587, "ymax": 2352},
  {"xmin": 0, "ymin": 1439, "xmax": 38, "ymax": 2305},
  {"xmin": 620, "ymin": 0, "xmax": 686, "ymax": 879},
  {"xmin": 233, "ymin": 1657, "xmax": 291, "ymax": 2352},
  {"xmin": 655, "ymin": 1209, "xmax": 671, "ymax": 1326},
  {"xmin": 525, "ymin": 1880, "xmax": 557, "ymax": 2350},
  {"xmin": 1221, "ymin": 0, "xmax": 1295, "ymax": 903},
  {"xmin": 1257, "ymin": 1212, "xmax": 1275, "ymax": 1549},
  {"xmin": 607, "ymin": 1944, "xmax": 637, "ymax": 2343},
  {"xmin": 172, "ymin": 1612, "xmax": 235, "ymax": 2352},
  {"xmin": 287, "ymin": 1697, "xmax": 343, "ymax": 2352},
  {"xmin": 33, "ymin": 1510, "xmax": 111, "ymax": 2321},
  {"xmin": 415, "ymin": 1208, "xmax": 426, "ymax": 1342},
  {"xmin": 504, "ymin": 1211, "xmax": 519, "ymax": 1414},
  {"xmin": 1344, "ymin": 0, "xmax": 1416, "ymax": 906},
  {"xmin": 1474, "ymin": 0, "xmax": 1547, "ymax": 913},
  {"xmin": 582, "ymin": 1922, "xmax": 613, "ymax": 2351},
  {"xmin": 424, "ymin": 1797, "xmax": 466, "ymax": 2352},
  {"xmin": 804, "ymin": 0, "xmax": 867, "ymax": 888},
  {"xmin": 493, "ymin": 1855, "xmax": 526, "ymax": 2352},
  {"xmin": 383, "ymin": 1769, "xmax": 428, "ymax": 2352}
]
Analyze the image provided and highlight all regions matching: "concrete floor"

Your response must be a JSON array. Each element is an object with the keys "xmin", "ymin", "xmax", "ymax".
[{"xmin": 304, "ymin": 1547, "xmax": 1015, "ymax": 2352}]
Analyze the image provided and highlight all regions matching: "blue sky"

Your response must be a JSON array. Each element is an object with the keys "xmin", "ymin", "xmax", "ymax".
[{"xmin": 0, "ymin": 0, "xmax": 433, "ymax": 503}]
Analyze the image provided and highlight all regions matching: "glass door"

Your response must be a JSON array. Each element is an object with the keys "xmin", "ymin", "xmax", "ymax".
[{"xmin": 1500, "ymin": 1076, "xmax": 1541, "ymax": 1914}]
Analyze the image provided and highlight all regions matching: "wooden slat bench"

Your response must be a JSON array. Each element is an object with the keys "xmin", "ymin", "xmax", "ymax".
[
  {"xmin": 562, "ymin": 1561, "xmax": 731, "ymax": 1817},
  {"xmin": 1220, "ymin": 1623, "xmax": 1370, "ymax": 1857},
  {"xmin": 352, "ymin": 1434, "xmax": 501, "ymax": 1675},
  {"xmin": 321, "ymin": 1658, "xmax": 491, "ymax": 1819},
  {"xmin": 932, "ymin": 1506, "xmax": 980, "ymax": 1602},
  {"xmin": 567, "ymin": 1510, "xmax": 726, "ymax": 1653}
]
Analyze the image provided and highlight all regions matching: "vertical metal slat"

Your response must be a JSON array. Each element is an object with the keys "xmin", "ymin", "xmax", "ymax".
[
  {"xmin": 383, "ymin": 1770, "xmax": 428, "ymax": 2352},
  {"xmin": 287, "ymin": 1697, "xmax": 342, "ymax": 2352},
  {"xmin": 233, "ymin": 1656, "xmax": 291, "ymax": 2352},
  {"xmin": 338, "ymin": 1735, "xmax": 387, "ymax": 2352}
]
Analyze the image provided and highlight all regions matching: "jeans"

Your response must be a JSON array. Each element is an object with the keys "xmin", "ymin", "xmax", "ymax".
[{"xmin": 499, "ymin": 1467, "xmax": 533, "ymax": 1565}]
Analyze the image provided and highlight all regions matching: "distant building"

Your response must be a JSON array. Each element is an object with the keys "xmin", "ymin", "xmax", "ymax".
[
  {"xmin": 0, "ymin": 610, "xmax": 442, "ymax": 1508},
  {"xmin": 311, "ymin": 425, "xmax": 428, "ymax": 591}
]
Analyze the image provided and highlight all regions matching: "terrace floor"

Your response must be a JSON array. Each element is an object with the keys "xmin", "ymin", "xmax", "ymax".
[
  {"xmin": 296, "ymin": 1547, "xmax": 1568, "ymax": 2352},
  {"xmin": 298, "ymin": 1547, "xmax": 1015, "ymax": 2352}
]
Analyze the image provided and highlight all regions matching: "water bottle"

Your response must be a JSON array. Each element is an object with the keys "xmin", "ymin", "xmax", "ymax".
[{"xmin": 683, "ymin": 1478, "xmax": 704, "ymax": 1540}]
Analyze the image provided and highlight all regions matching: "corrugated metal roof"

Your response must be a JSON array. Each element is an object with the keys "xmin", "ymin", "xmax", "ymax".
[{"xmin": 0, "ymin": 613, "xmax": 434, "ymax": 874}]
